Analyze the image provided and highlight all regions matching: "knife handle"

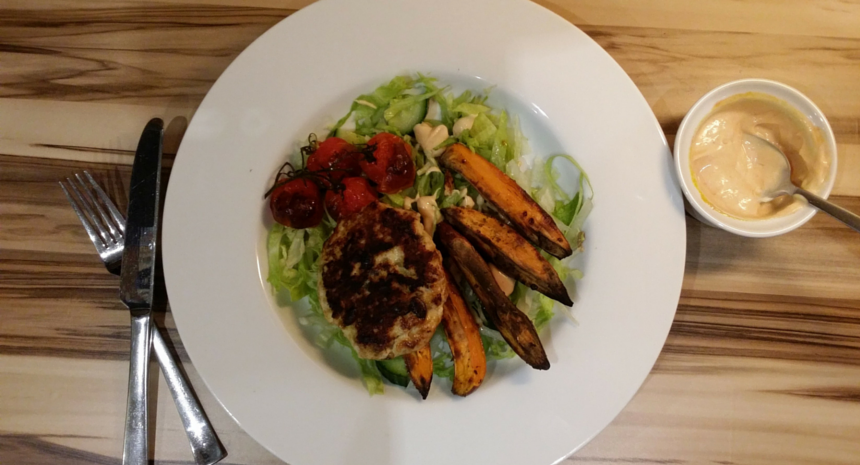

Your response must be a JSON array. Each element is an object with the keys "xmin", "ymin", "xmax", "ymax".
[
  {"xmin": 151, "ymin": 325, "xmax": 226, "ymax": 465},
  {"xmin": 123, "ymin": 314, "xmax": 151, "ymax": 465}
]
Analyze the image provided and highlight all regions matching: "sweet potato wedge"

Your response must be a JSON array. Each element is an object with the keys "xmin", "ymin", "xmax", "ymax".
[
  {"xmin": 441, "ymin": 266, "xmax": 487, "ymax": 396},
  {"xmin": 437, "ymin": 223, "xmax": 550, "ymax": 370},
  {"xmin": 442, "ymin": 206, "xmax": 573, "ymax": 306},
  {"xmin": 403, "ymin": 345, "xmax": 433, "ymax": 399},
  {"xmin": 439, "ymin": 144, "xmax": 571, "ymax": 258}
]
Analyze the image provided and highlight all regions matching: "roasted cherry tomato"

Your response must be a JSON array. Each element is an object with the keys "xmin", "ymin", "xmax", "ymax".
[
  {"xmin": 269, "ymin": 178, "xmax": 324, "ymax": 228},
  {"xmin": 325, "ymin": 177, "xmax": 378, "ymax": 221},
  {"xmin": 359, "ymin": 133, "xmax": 415, "ymax": 194},
  {"xmin": 306, "ymin": 137, "xmax": 362, "ymax": 182}
]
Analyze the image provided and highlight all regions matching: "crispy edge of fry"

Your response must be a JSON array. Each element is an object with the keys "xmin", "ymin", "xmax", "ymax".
[
  {"xmin": 441, "ymin": 265, "xmax": 487, "ymax": 396},
  {"xmin": 439, "ymin": 144, "xmax": 572, "ymax": 258},
  {"xmin": 403, "ymin": 345, "xmax": 433, "ymax": 399},
  {"xmin": 437, "ymin": 223, "xmax": 550, "ymax": 370},
  {"xmin": 442, "ymin": 206, "xmax": 573, "ymax": 306}
]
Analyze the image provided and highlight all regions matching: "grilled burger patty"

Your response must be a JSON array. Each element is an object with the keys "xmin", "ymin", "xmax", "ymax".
[{"xmin": 318, "ymin": 201, "xmax": 447, "ymax": 360}]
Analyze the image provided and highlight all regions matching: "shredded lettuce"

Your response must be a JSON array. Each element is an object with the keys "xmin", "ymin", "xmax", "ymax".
[
  {"xmin": 330, "ymin": 76, "xmax": 440, "ymax": 138},
  {"xmin": 452, "ymin": 102, "xmax": 490, "ymax": 116},
  {"xmin": 430, "ymin": 328, "xmax": 455, "ymax": 380},
  {"xmin": 544, "ymin": 154, "xmax": 593, "ymax": 251},
  {"xmin": 502, "ymin": 150, "xmax": 593, "ymax": 329},
  {"xmin": 267, "ymin": 222, "xmax": 385, "ymax": 395},
  {"xmin": 267, "ymin": 223, "xmax": 330, "ymax": 301},
  {"xmin": 438, "ymin": 190, "xmax": 464, "ymax": 209},
  {"xmin": 454, "ymin": 109, "xmax": 514, "ymax": 171},
  {"xmin": 481, "ymin": 330, "xmax": 516, "ymax": 359},
  {"xmin": 335, "ymin": 331, "xmax": 385, "ymax": 395},
  {"xmin": 466, "ymin": 113, "xmax": 497, "ymax": 146},
  {"xmin": 490, "ymin": 111, "xmax": 509, "ymax": 169},
  {"xmin": 510, "ymin": 282, "xmax": 553, "ymax": 331},
  {"xmin": 414, "ymin": 169, "xmax": 444, "ymax": 198}
]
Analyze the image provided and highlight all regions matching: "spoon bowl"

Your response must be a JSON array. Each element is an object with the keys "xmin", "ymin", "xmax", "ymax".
[
  {"xmin": 744, "ymin": 132, "xmax": 860, "ymax": 233},
  {"xmin": 741, "ymin": 133, "xmax": 797, "ymax": 202}
]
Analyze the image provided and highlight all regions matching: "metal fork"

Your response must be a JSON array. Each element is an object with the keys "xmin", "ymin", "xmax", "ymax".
[
  {"xmin": 60, "ymin": 171, "xmax": 226, "ymax": 465},
  {"xmin": 60, "ymin": 172, "xmax": 125, "ymax": 274}
]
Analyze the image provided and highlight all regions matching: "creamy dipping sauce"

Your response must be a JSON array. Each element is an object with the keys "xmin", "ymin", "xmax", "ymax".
[{"xmin": 689, "ymin": 92, "xmax": 830, "ymax": 219}]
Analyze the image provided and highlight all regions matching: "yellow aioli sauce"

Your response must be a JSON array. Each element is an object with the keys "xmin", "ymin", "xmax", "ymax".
[{"xmin": 689, "ymin": 92, "xmax": 830, "ymax": 219}]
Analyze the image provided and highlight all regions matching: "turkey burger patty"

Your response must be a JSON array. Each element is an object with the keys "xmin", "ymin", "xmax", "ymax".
[{"xmin": 318, "ymin": 201, "xmax": 447, "ymax": 360}]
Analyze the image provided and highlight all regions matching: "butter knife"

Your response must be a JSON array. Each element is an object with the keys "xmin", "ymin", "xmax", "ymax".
[{"xmin": 119, "ymin": 118, "xmax": 162, "ymax": 465}]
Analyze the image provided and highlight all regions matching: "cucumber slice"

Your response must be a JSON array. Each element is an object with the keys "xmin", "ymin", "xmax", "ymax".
[
  {"xmin": 384, "ymin": 98, "xmax": 427, "ymax": 134},
  {"xmin": 376, "ymin": 357, "xmax": 409, "ymax": 387}
]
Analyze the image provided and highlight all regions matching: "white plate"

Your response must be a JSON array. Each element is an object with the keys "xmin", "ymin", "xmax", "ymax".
[{"xmin": 162, "ymin": 1, "xmax": 686, "ymax": 464}]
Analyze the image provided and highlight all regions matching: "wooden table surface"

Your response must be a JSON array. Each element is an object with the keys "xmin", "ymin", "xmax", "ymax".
[{"xmin": 2, "ymin": 1, "xmax": 860, "ymax": 464}]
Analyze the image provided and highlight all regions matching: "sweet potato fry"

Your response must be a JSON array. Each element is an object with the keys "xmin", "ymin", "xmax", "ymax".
[
  {"xmin": 439, "ymin": 144, "xmax": 571, "ymax": 258},
  {"xmin": 437, "ymin": 223, "xmax": 550, "ymax": 370},
  {"xmin": 403, "ymin": 345, "xmax": 433, "ymax": 399},
  {"xmin": 441, "ymin": 265, "xmax": 487, "ymax": 396},
  {"xmin": 442, "ymin": 206, "xmax": 572, "ymax": 306}
]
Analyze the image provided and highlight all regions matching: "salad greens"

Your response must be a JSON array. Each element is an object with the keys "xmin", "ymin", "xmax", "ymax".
[
  {"xmin": 267, "ymin": 74, "xmax": 593, "ymax": 394},
  {"xmin": 267, "ymin": 221, "xmax": 385, "ymax": 394}
]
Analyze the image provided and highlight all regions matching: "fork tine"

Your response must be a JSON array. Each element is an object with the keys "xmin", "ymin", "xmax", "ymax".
[
  {"xmin": 60, "ymin": 181, "xmax": 107, "ymax": 252},
  {"xmin": 65, "ymin": 177, "xmax": 113, "ymax": 246},
  {"xmin": 75, "ymin": 173, "xmax": 121, "ymax": 242},
  {"xmin": 84, "ymin": 170, "xmax": 126, "ymax": 234}
]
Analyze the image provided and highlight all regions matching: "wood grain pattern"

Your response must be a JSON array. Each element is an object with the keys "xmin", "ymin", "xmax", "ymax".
[
  {"xmin": 0, "ymin": 3, "xmax": 291, "ymax": 103},
  {"xmin": 1, "ymin": 0, "xmax": 859, "ymax": 464}
]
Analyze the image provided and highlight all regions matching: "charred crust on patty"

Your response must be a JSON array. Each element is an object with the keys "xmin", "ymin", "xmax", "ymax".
[{"xmin": 318, "ymin": 201, "xmax": 446, "ymax": 359}]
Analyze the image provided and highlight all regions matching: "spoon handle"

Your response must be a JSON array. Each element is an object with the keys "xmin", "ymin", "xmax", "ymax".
[{"xmin": 796, "ymin": 187, "xmax": 860, "ymax": 233}]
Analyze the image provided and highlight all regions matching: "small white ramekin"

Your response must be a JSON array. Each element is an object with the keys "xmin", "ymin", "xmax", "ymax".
[{"xmin": 674, "ymin": 79, "xmax": 838, "ymax": 237}]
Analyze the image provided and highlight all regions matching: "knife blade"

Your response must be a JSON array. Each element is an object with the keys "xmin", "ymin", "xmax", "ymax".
[{"xmin": 120, "ymin": 118, "xmax": 163, "ymax": 465}]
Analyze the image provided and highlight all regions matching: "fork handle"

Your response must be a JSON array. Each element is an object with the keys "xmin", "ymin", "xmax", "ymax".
[
  {"xmin": 123, "ymin": 313, "xmax": 151, "ymax": 465},
  {"xmin": 152, "ymin": 325, "xmax": 226, "ymax": 465},
  {"xmin": 796, "ymin": 187, "xmax": 860, "ymax": 233}
]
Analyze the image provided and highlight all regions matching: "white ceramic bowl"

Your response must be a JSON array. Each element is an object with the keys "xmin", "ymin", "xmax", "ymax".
[{"xmin": 674, "ymin": 79, "xmax": 838, "ymax": 237}]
